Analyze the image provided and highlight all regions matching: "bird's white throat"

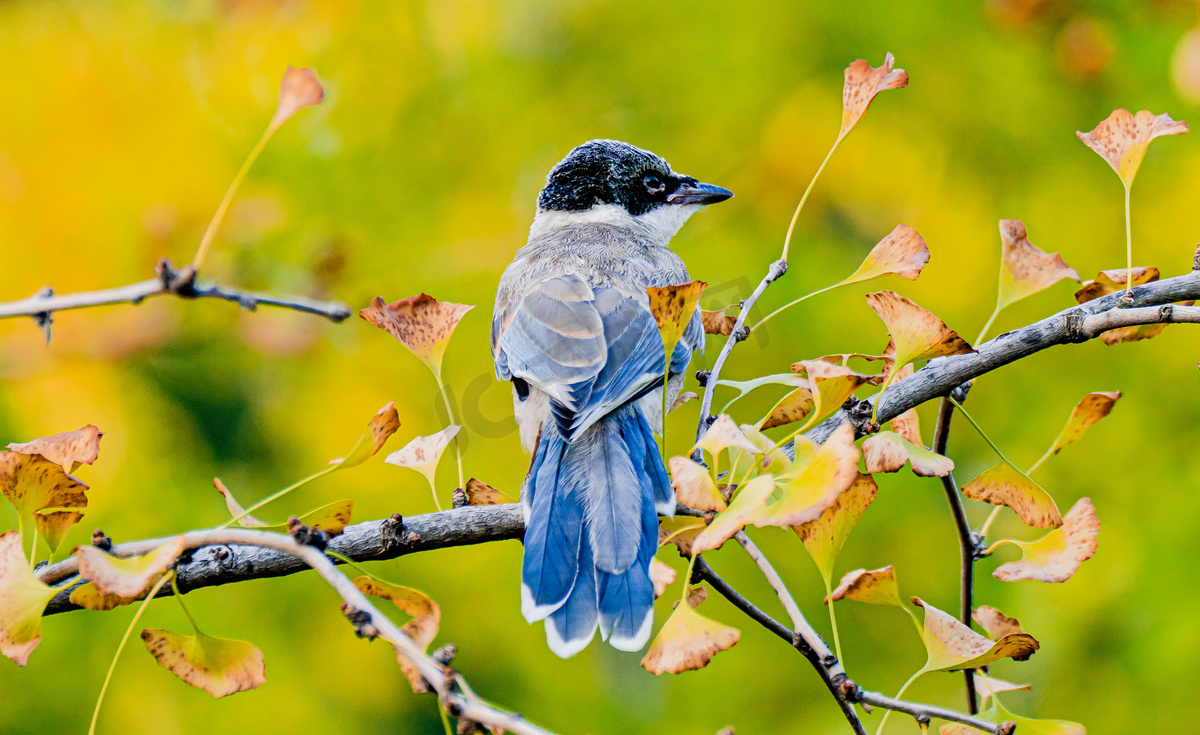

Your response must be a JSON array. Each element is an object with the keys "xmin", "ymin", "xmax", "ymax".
[{"xmin": 530, "ymin": 203, "xmax": 703, "ymax": 247}]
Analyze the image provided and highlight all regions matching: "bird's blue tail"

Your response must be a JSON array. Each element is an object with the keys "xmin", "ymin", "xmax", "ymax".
[{"xmin": 521, "ymin": 403, "xmax": 672, "ymax": 657}]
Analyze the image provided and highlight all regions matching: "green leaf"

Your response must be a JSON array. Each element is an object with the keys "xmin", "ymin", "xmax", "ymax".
[{"xmin": 911, "ymin": 597, "xmax": 1039, "ymax": 672}]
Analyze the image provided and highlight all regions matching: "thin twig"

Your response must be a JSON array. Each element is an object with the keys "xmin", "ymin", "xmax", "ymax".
[{"xmin": 853, "ymin": 689, "xmax": 1013, "ymax": 735}]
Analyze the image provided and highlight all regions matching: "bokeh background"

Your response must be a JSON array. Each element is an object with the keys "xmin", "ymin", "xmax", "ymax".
[{"xmin": 3, "ymin": 1, "xmax": 1200, "ymax": 733}]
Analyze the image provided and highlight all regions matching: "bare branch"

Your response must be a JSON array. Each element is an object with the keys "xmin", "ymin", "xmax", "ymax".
[{"xmin": 853, "ymin": 689, "xmax": 1013, "ymax": 735}]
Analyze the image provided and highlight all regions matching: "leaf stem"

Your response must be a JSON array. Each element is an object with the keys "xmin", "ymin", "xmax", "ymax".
[
  {"xmin": 1124, "ymin": 184, "xmax": 1133, "ymax": 294},
  {"xmin": 679, "ymin": 552, "xmax": 699, "ymax": 605},
  {"xmin": 824, "ymin": 575, "xmax": 844, "ymax": 666},
  {"xmin": 192, "ymin": 124, "xmax": 277, "ymax": 271},
  {"xmin": 437, "ymin": 699, "xmax": 454, "ymax": 735},
  {"xmin": 434, "ymin": 372, "xmax": 466, "ymax": 492},
  {"xmin": 978, "ymin": 506, "xmax": 1002, "ymax": 538},
  {"xmin": 222, "ymin": 465, "xmax": 339, "ymax": 528},
  {"xmin": 1026, "ymin": 444, "xmax": 1054, "ymax": 475},
  {"xmin": 781, "ymin": 137, "xmax": 842, "ymax": 261},
  {"xmin": 875, "ymin": 669, "xmax": 924, "ymax": 735},
  {"xmin": 975, "ymin": 304, "xmax": 1001, "ymax": 346},
  {"xmin": 752, "ymin": 282, "xmax": 840, "ymax": 333},
  {"xmin": 89, "ymin": 572, "xmax": 174, "ymax": 735},
  {"xmin": 948, "ymin": 398, "xmax": 1016, "ymax": 467},
  {"xmin": 170, "ymin": 575, "xmax": 201, "ymax": 633}
]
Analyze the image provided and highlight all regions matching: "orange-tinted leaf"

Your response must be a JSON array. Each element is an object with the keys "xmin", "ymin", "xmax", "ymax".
[
  {"xmin": 271, "ymin": 66, "xmax": 325, "ymax": 129},
  {"xmin": 0, "ymin": 531, "xmax": 58, "ymax": 665},
  {"xmin": 640, "ymin": 594, "xmax": 740, "ymax": 675},
  {"xmin": 1075, "ymin": 268, "xmax": 1179, "ymax": 344},
  {"xmin": 828, "ymin": 565, "xmax": 902, "ymax": 607},
  {"xmin": 77, "ymin": 536, "xmax": 187, "ymax": 598},
  {"xmin": 0, "ymin": 452, "xmax": 88, "ymax": 553},
  {"xmin": 141, "ymin": 627, "xmax": 266, "ymax": 698},
  {"xmin": 867, "ymin": 291, "xmax": 975, "ymax": 369},
  {"xmin": 360, "ymin": 294, "xmax": 475, "ymax": 375},
  {"xmin": 1047, "ymin": 391, "xmax": 1121, "ymax": 456},
  {"xmin": 973, "ymin": 606, "xmax": 1024, "ymax": 640},
  {"xmin": 993, "ymin": 498, "xmax": 1099, "ymax": 583},
  {"xmin": 650, "ymin": 559, "xmax": 677, "ymax": 599},
  {"xmin": 862, "ymin": 431, "xmax": 954, "ymax": 477},
  {"xmin": 841, "ymin": 224, "xmax": 930, "ymax": 285},
  {"xmin": 792, "ymin": 467, "xmax": 877, "ymax": 581},
  {"xmin": 335, "ymin": 401, "xmax": 402, "ymax": 469},
  {"xmin": 214, "ymin": 478, "xmax": 267, "ymax": 527},
  {"xmin": 840, "ymin": 53, "xmax": 909, "ymax": 139},
  {"xmin": 464, "ymin": 477, "xmax": 515, "ymax": 506},
  {"xmin": 996, "ymin": 220, "xmax": 1080, "ymax": 310},
  {"xmin": 669, "ymin": 457, "xmax": 727, "ymax": 512},
  {"xmin": 912, "ymin": 597, "xmax": 1039, "ymax": 671},
  {"xmin": 701, "ymin": 309, "xmax": 737, "ymax": 336},
  {"xmin": 962, "ymin": 461, "xmax": 1062, "ymax": 529},
  {"xmin": 759, "ymin": 382, "xmax": 814, "ymax": 430},
  {"xmin": 353, "ymin": 577, "xmax": 441, "ymax": 693},
  {"xmin": 6, "ymin": 424, "xmax": 103, "ymax": 473},
  {"xmin": 693, "ymin": 415, "xmax": 760, "ymax": 459},
  {"xmin": 1077, "ymin": 109, "xmax": 1188, "ymax": 187},
  {"xmin": 647, "ymin": 281, "xmax": 706, "ymax": 357},
  {"xmin": 887, "ymin": 365, "xmax": 922, "ymax": 445},
  {"xmin": 691, "ymin": 475, "xmax": 776, "ymax": 554},
  {"xmin": 658, "ymin": 516, "xmax": 706, "ymax": 557}
]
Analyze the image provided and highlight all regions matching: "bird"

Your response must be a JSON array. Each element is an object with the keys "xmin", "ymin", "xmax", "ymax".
[{"xmin": 491, "ymin": 139, "xmax": 733, "ymax": 657}]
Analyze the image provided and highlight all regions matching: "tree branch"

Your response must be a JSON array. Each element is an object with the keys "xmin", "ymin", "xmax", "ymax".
[{"xmin": 853, "ymin": 689, "xmax": 1013, "ymax": 735}]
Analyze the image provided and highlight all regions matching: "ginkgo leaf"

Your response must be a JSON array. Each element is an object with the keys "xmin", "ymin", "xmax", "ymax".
[
  {"xmin": 759, "ymin": 381, "xmax": 814, "ymax": 430},
  {"xmin": 701, "ymin": 309, "xmax": 737, "ymax": 336},
  {"xmin": 681, "ymin": 585, "xmax": 708, "ymax": 610},
  {"xmin": 141, "ymin": 627, "xmax": 266, "ymax": 698},
  {"xmin": 0, "ymin": 451, "xmax": 89, "ymax": 554},
  {"xmin": 647, "ymin": 281, "xmax": 706, "ymax": 358},
  {"xmin": 385, "ymin": 425, "xmax": 462, "ymax": 487},
  {"xmin": 650, "ymin": 559, "xmax": 677, "ymax": 599},
  {"xmin": 828, "ymin": 566, "xmax": 902, "ymax": 607},
  {"xmin": 270, "ymin": 66, "xmax": 325, "ymax": 130},
  {"xmin": 463, "ymin": 477, "xmax": 515, "ymax": 506},
  {"xmin": 668, "ymin": 457, "xmax": 727, "ymax": 512},
  {"xmin": 911, "ymin": 597, "xmax": 1039, "ymax": 671},
  {"xmin": 215, "ymin": 478, "xmax": 353, "ymax": 536},
  {"xmin": 867, "ymin": 291, "xmax": 975, "ymax": 370},
  {"xmin": 0, "ymin": 530, "xmax": 59, "ymax": 666},
  {"xmin": 962, "ymin": 461, "xmax": 1062, "ymax": 529},
  {"xmin": 757, "ymin": 425, "xmax": 861, "ymax": 531},
  {"xmin": 939, "ymin": 701, "xmax": 1083, "ymax": 735},
  {"xmin": 840, "ymin": 53, "xmax": 909, "ymax": 139},
  {"xmin": 738, "ymin": 424, "xmax": 793, "ymax": 475},
  {"xmin": 993, "ymin": 497, "xmax": 1099, "ymax": 583},
  {"xmin": 1077, "ymin": 109, "xmax": 1188, "ymax": 188},
  {"xmin": 70, "ymin": 581, "xmax": 158, "ymax": 612},
  {"xmin": 887, "ymin": 364, "xmax": 922, "ymax": 445},
  {"xmin": 77, "ymin": 536, "xmax": 187, "ymax": 598},
  {"xmin": 658, "ymin": 516, "xmax": 707, "ymax": 557},
  {"xmin": 792, "ymin": 467, "xmax": 877, "ymax": 582},
  {"xmin": 640, "ymin": 593, "xmax": 740, "ymax": 675},
  {"xmin": 360, "ymin": 294, "xmax": 475, "ymax": 376},
  {"xmin": 334, "ymin": 401, "xmax": 402, "ymax": 469},
  {"xmin": 862, "ymin": 431, "xmax": 954, "ymax": 477},
  {"xmin": 353, "ymin": 577, "xmax": 441, "ymax": 693},
  {"xmin": 995, "ymin": 220, "xmax": 1080, "ymax": 310},
  {"xmin": 693, "ymin": 415, "xmax": 760, "ymax": 459},
  {"xmin": 973, "ymin": 673, "xmax": 1032, "ymax": 706},
  {"xmin": 215, "ymin": 478, "xmax": 267, "ymax": 527},
  {"xmin": 691, "ymin": 475, "xmax": 776, "ymax": 554},
  {"xmin": 973, "ymin": 606, "xmax": 1024, "ymax": 640},
  {"xmin": 1046, "ymin": 392, "xmax": 1122, "ymax": 457},
  {"xmin": 788, "ymin": 361, "xmax": 876, "ymax": 430},
  {"xmin": 671, "ymin": 391, "xmax": 698, "ymax": 411},
  {"xmin": 6, "ymin": 424, "xmax": 104, "ymax": 473},
  {"xmin": 1074, "ymin": 267, "xmax": 1160, "ymax": 303},
  {"xmin": 840, "ymin": 224, "xmax": 930, "ymax": 285}
]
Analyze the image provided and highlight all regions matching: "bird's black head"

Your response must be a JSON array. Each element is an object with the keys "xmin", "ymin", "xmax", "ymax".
[{"xmin": 536, "ymin": 140, "xmax": 733, "ymax": 216}]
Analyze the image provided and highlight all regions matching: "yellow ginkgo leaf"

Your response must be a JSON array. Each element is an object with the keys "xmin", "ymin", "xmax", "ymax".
[
  {"xmin": 640, "ymin": 593, "xmax": 740, "ymax": 675},
  {"xmin": 1045, "ymin": 392, "xmax": 1122, "ymax": 457},
  {"xmin": 912, "ymin": 597, "xmax": 1039, "ymax": 671},
  {"xmin": 690, "ymin": 475, "xmax": 776, "ymax": 554},
  {"xmin": 962, "ymin": 461, "xmax": 1062, "ymax": 529},
  {"xmin": 0, "ymin": 530, "xmax": 59, "ymax": 666},
  {"xmin": 70, "ymin": 581, "xmax": 159, "ymax": 612},
  {"xmin": 868, "ymin": 290, "xmax": 976, "ymax": 369},
  {"xmin": 839, "ymin": 53, "xmax": 909, "ymax": 139},
  {"xmin": 759, "ymin": 381, "xmax": 814, "ymax": 430},
  {"xmin": 334, "ymin": 401, "xmax": 402, "ymax": 469},
  {"xmin": 973, "ymin": 673, "xmax": 1032, "ymax": 706},
  {"xmin": 992, "ymin": 498, "xmax": 1100, "ymax": 583},
  {"xmin": 862, "ymin": 430, "xmax": 954, "ymax": 477},
  {"xmin": 939, "ymin": 701, "xmax": 1083, "ymax": 735},
  {"xmin": 463, "ymin": 477, "xmax": 515, "ymax": 506},
  {"xmin": 972, "ymin": 605, "xmax": 1024, "ymax": 640},
  {"xmin": 649, "ymin": 559, "xmax": 677, "ymax": 599},
  {"xmin": 757, "ymin": 425, "xmax": 860, "ymax": 531},
  {"xmin": 77, "ymin": 536, "xmax": 187, "ymax": 599},
  {"xmin": 270, "ymin": 66, "xmax": 325, "ymax": 130},
  {"xmin": 700, "ymin": 308, "xmax": 737, "ymax": 336},
  {"xmin": 215, "ymin": 478, "xmax": 353, "ymax": 536},
  {"xmin": 995, "ymin": 219, "xmax": 1080, "ymax": 310},
  {"xmin": 141, "ymin": 627, "xmax": 266, "ymax": 698},
  {"xmin": 737, "ymin": 424, "xmax": 793, "ymax": 475},
  {"xmin": 789, "ymin": 360, "xmax": 876, "ymax": 431},
  {"xmin": 840, "ymin": 224, "xmax": 930, "ymax": 285},
  {"xmin": 1073, "ymin": 268, "xmax": 1187, "ymax": 344},
  {"xmin": 6, "ymin": 424, "xmax": 104, "ymax": 474},
  {"xmin": 353, "ymin": 577, "xmax": 441, "ymax": 693},
  {"xmin": 1077, "ymin": 109, "xmax": 1188, "ymax": 188},
  {"xmin": 658, "ymin": 516, "xmax": 706, "ymax": 557},
  {"xmin": 792, "ymin": 467, "xmax": 877, "ymax": 582},
  {"xmin": 668, "ymin": 456, "xmax": 727, "ymax": 512},
  {"xmin": 360, "ymin": 294, "xmax": 475, "ymax": 376},
  {"xmin": 0, "ymin": 451, "xmax": 89, "ymax": 554},
  {"xmin": 693, "ymin": 415, "xmax": 760, "ymax": 459},
  {"xmin": 828, "ymin": 566, "xmax": 902, "ymax": 607},
  {"xmin": 647, "ymin": 281, "xmax": 706, "ymax": 358}
]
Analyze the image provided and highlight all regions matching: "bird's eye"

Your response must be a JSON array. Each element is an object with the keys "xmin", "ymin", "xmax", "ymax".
[{"xmin": 643, "ymin": 174, "xmax": 666, "ymax": 195}]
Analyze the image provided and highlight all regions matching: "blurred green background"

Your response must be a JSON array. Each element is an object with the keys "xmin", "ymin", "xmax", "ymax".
[{"xmin": 3, "ymin": 1, "xmax": 1200, "ymax": 733}]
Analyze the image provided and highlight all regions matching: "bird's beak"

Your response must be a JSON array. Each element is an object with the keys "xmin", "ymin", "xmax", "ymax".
[{"xmin": 666, "ymin": 181, "xmax": 734, "ymax": 206}]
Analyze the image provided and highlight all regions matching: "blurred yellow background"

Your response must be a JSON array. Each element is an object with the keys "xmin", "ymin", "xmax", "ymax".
[{"xmin": 3, "ymin": 1, "xmax": 1200, "ymax": 733}]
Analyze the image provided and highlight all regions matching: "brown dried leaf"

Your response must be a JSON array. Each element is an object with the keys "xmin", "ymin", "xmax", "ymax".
[
  {"xmin": 650, "ymin": 559, "xmax": 676, "ymax": 599},
  {"xmin": 640, "ymin": 594, "xmax": 740, "ymax": 675},
  {"xmin": 141, "ymin": 628, "xmax": 266, "ymax": 698},
  {"xmin": 700, "ymin": 309, "xmax": 737, "ymax": 336},
  {"xmin": 0, "ymin": 530, "xmax": 58, "ymax": 665},
  {"xmin": 996, "ymin": 220, "xmax": 1080, "ymax": 310},
  {"xmin": 887, "ymin": 365, "xmax": 922, "ymax": 444},
  {"xmin": 354, "ymin": 577, "xmax": 441, "ymax": 693},
  {"xmin": 671, "ymin": 391, "xmax": 698, "ymax": 412},
  {"xmin": 962, "ymin": 461, "xmax": 1062, "ymax": 529},
  {"xmin": 271, "ymin": 66, "xmax": 325, "ymax": 129},
  {"xmin": 828, "ymin": 566, "xmax": 902, "ymax": 607},
  {"xmin": 647, "ymin": 281, "xmax": 706, "ymax": 357},
  {"xmin": 792, "ymin": 468, "xmax": 877, "ymax": 581},
  {"xmin": 993, "ymin": 497, "xmax": 1099, "ymax": 583},
  {"xmin": 759, "ymin": 382, "xmax": 814, "ymax": 430},
  {"xmin": 360, "ymin": 294, "xmax": 475, "ymax": 375},
  {"xmin": 913, "ymin": 597, "xmax": 1040, "ymax": 671},
  {"xmin": 973, "ymin": 605, "xmax": 1024, "ymax": 640},
  {"xmin": 0, "ymin": 452, "xmax": 89, "ymax": 553},
  {"xmin": 1077, "ymin": 109, "xmax": 1188, "ymax": 187},
  {"xmin": 464, "ymin": 477, "xmax": 515, "ymax": 506},
  {"xmin": 862, "ymin": 431, "xmax": 953, "ymax": 477},
  {"xmin": 841, "ymin": 224, "xmax": 930, "ymax": 285},
  {"xmin": 334, "ymin": 401, "xmax": 402, "ymax": 469},
  {"xmin": 867, "ymin": 291, "xmax": 975, "ymax": 369},
  {"xmin": 668, "ymin": 456, "xmax": 727, "ymax": 512},
  {"xmin": 6, "ymin": 424, "xmax": 103, "ymax": 473},
  {"xmin": 840, "ymin": 53, "xmax": 909, "ymax": 139},
  {"xmin": 77, "ymin": 536, "xmax": 187, "ymax": 598},
  {"xmin": 1047, "ymin": 391, "xmax": 1121, "ymax": 456}
]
